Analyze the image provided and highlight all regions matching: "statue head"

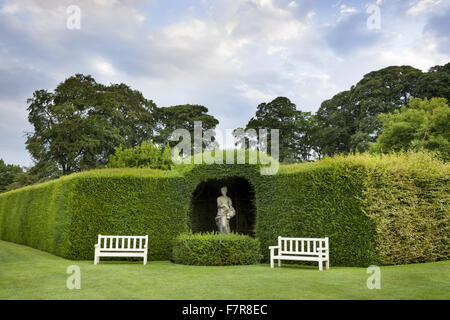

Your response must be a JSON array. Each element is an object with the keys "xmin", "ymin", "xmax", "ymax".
[{"xmin": 220, "ymin": 186, "xmax": 227, "ymax": 196}]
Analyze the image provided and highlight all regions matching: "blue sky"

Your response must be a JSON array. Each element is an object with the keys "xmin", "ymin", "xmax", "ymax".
[{"xmin": 0, "ymin": 0, "xmax": 449, "ymax": 166}]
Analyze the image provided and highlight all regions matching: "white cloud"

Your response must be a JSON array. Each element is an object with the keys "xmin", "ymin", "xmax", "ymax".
[
  {"xmin": 407, "ymin": 0, "xmax": 442, "ymax": 16},
  {"xmin": 378, "ymin": 39, "xmax": 448, "ymax": 71},
  {"xmin": 235, "ymin": 83, "xmax": 275, "ymax": 104},
  {"xmin": 93, "ymin": 59, "xmax": 117, "ymax": 76},
  {"xmin": 267, "ymin": 45, "xmax": 287, "ymax": 56},
  {"xmin": 288, "ymin": 1, "xmax": 298, "ymax": 9},
  {"xmin": 340, "ymin": 4, "xmax": 357, "ymax": 14}
]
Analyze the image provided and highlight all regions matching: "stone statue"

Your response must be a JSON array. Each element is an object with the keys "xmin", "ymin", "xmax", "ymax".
[{"xmin": 215, "ymin": 186, "xmax": 236, "ymax": 234}]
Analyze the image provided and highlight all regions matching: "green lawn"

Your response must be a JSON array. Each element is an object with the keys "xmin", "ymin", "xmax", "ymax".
[{"xmin": 0, "ymin": 240, "xmax": 449, "ymax": 300}]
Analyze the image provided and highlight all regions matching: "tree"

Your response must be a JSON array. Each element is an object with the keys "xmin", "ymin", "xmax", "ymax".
[
  {"xmin": 108, "ymin": 141, "xmax": 173, "ymax": 169},
  {"xmin": 0, "ymin": 159, "xmax": 23, "ymax": 193},
  {"xmin": 313, "ymin": 90, "xmax": 354, "ymax": 157},
  {"xmin": 293, "ymin": 111, "xmax": 315, "ymax": 161},
  {"xmin": 371, "ymin": 97, "xmax": 450, "ymax": 160},
  {"xmin": 154, "ymin": 104, "xmax": 219, "ymax": 151},
  {"xmin": 8, "ymin": 161, "xmax": 61, "ymax": 191},
  {"xmin": 313, "ymin": 65, "xmax": 423, "ymax": 156},
  {"xmin": 415, "ymin": 63, "xmax": 450, "ymax": 102},
  {"xmin": 25, "ymin": 74, "xmax": 157, "ymax": 175},
  {"xmin": 239, "ymin": 97, "xmax": 311, "ymax": 163}
]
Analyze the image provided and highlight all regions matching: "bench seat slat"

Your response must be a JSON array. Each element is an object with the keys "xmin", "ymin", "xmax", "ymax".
[
  {"xmin": 96, "ymin": 252, "xmax": 147, "ymax": 257},
  {"xmin": 271, "ymin": 255, "xmax": 324, "ymax": 262},
  {"xmin": 280, "ymin": 251, "xmax": 321, "ymax": 256},
  {"xmin": 97, "ymin": 248, "xmax": 146, "ymax": 252}
]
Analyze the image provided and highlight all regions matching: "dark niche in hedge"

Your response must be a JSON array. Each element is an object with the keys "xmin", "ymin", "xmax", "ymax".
[{"xmin": 190, "ymin": 176, "xmax": 256, "ymax": 236}]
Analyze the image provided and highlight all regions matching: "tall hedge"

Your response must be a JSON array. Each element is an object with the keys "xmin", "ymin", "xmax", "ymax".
[
  {"xmin": 0, "ymin": 151, "xmax": 448, "ymax": 266},
  {"xmin": 255, "ymin": 162, "xmax": 379, "ymax": 266},
  {"xmin": 65, "ymin": 172, "xmax": 190, "ymax": 260},
  {"xmin": 357, "ymin": 153, "xmax": 449, "ymax": 265},
  {"xmin": 0, "ymin": 169, "xmax": 191, "ymax": 260},
  {"xmin": 0, "ymin": 177, "xmax": 73, "ymax": 257}
]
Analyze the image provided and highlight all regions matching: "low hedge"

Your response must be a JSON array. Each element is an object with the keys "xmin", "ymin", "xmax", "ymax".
[{"xmin": 172, "ymin": 232, "xmax": 263, "ymax": 266}]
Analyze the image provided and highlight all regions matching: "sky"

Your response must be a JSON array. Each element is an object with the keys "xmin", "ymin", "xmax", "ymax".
[{"xmin": 0, "ymin": 0, "xmax": 449, "ymax": 167}]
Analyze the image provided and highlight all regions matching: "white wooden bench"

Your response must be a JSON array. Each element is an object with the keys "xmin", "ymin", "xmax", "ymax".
[
  {"xmin": 269, "ymin": 236, "xmax": 329, "ymax": 271},
  {"xmin": 94, "ymin": 235, "xmax": 148, "ymax": 265}
]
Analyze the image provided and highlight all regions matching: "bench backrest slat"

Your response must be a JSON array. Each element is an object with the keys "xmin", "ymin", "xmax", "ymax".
[
  {"xmin": 278, "ymin": 236, "xmax": 328, "ymax": 255},
  {"xmin": 97, "ymin": 235, "xmax": 148, "ymax": 251}
]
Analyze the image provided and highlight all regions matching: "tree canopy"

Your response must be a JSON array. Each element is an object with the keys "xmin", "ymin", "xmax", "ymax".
[
  {"xmin": 314, "ymin": 65, "xmax": 423, "ymax": 156},
  {"xmin": 0, "ymin": 159, "xmax": 23, "ymax": 193},
  {"xmin": 26, "ymin": 74, "xmax": 157, "ymax": 174},
  {"xmin": 155, "ymin": 104, "xmax": 219, "ymax": 151},
  {"xmin": 237, "ymin": 97, "xmax": 313, "ymax": 163},
  {"xmin": 371, "ymin": 97, "xmax": 450, "ymax": 160}
]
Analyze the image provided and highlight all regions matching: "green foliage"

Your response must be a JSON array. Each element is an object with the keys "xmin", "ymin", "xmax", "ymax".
[
  {"xmin": 256, "ymin": 160, "xmax": 380, "ymax": 267},
  {"xmin": 416, "ymin": 63, "xmax": 450, "ymax": 102},
  {"xmin": 0, "ymin": 177, "xmax": 73, "ymax": 257},
  {"xmin": 372, "ymin": 97, "xmax": 450, "ymax": 160},
  {"xmin": 355, "ymin": 151, "xmax": 449, "ymax": 265},
  {"xmin": 108, "ymin": 141, "xmax": 173, "ymax": 169},
  {"xmin": 6, "ymin": 161, "xmax": 61, "ymax": 192},
  {"xmin": 237, "ymin": 97, "xmax": 313, "ymax": 163},
  {"xmin": 0, "ymin": 159, "xmax": 23, "ymax": 193},
  {"xmin": 26, "ymin": 74, "xmax": 157, "ymax": 174},
  {"xmin": 172, "ymin": 232, "xmax": 262, "ymax": 266},
  {"xmin": 0, "ymin": 169, "xmax": 190, "ymax": 260},
  {"xmin": 314, "ymin": 66, "xmax": 423, "ymax": 156},
  {"xmin": 155, "ymin": 104, "xmax": 219, "ymax": 150},
  {"xmin": 65, "ymin": 170, "xmax": 189, "ymax": 260},
  {"xmin": 0, "ymin": 152, "xmax": 447, "ymax": 266}
]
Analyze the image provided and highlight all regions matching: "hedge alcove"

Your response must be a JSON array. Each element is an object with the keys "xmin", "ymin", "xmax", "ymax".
[{"xmin": 190, "ymin": 177, "xmax": 256, "ymax": 236}]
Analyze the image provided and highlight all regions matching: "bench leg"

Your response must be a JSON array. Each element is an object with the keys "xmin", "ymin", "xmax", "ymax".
[
  {"xmin": 278, "ymin": 259, "xmax": 281, "ymax": 267},
  {"xmin": 318, "ymin": 260, "xmax": 323, "ymax": 271},
  {"xmin": 143, "ymin": 254, "xmax": 147, "ymax": 265},
  {"xmin": 326, "ymin": 260, "xmax": 329, "ymax": 270},
  {"xmin": 270, "ymin": 256, "xmax": 274, "ymax": 268}
]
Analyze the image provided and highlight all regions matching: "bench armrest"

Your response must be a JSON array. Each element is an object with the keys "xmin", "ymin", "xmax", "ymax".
[
  {"xmin": 269, "ymin": 246, "xmax": 279, "ymax": 250},
  {"xmin": 94, "ymin": 244, "xmax": 100, "ymax": 248},
  {"xmin": 316, "ymin": 247, "xmax": 328, "ymax": 251}
]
